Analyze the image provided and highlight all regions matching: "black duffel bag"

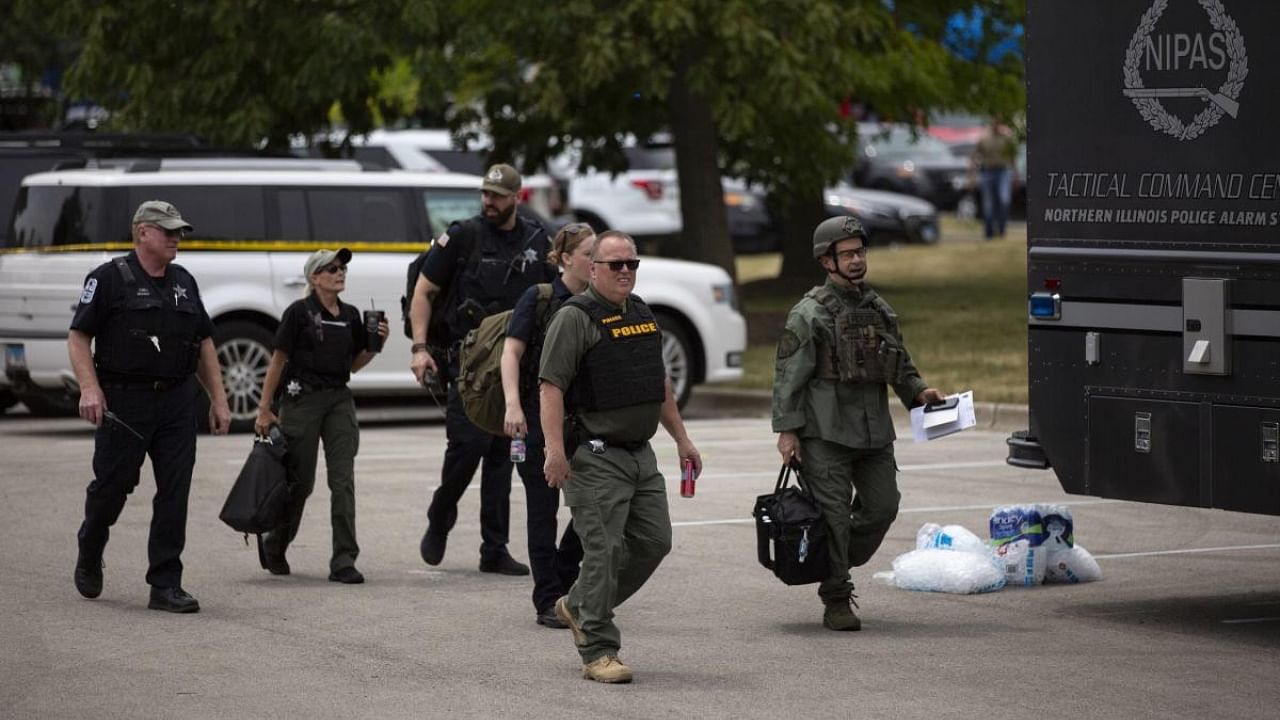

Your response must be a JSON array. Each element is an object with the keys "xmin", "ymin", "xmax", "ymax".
[
  {"xmin": 752, "ymin": 462, "xmax": 831, "ymax": 586},
  {"xmin": 219, "ymin": 425, "xmax": 290, "ymax": 535}
]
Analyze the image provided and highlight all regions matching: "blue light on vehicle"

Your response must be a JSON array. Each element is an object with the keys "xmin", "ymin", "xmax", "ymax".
[{"xmin": 1028, "ymin": 292, "xmax": 1061, "ymax": 320}]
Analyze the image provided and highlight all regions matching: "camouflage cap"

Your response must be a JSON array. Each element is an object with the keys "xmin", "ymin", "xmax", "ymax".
[
  {"xmin": 812, "ymin": 215, "xmax": 866, "ymax": 258},
  {"xmin": 132, "ymin": 200, "xmax": 193, "ymax": 232},
  {"xmin": 480, "ymin": 163, "xmax": 522, "ymax": 196}
]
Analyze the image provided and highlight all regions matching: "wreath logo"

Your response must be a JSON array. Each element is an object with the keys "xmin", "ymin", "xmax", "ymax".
[{"xmin": 1122, "ymin": 0, "xmax": 1248, "ymax": 141}]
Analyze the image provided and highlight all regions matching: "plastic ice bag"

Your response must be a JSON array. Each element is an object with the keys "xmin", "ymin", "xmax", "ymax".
[
  {"xmin": 915, "ymin": 522, "xmax": 990, "ymax": 555},
  {"xmin": 994, "ymin": 538, "xmax": 1047, "ymax": 587},
  {"xmin": 1044, "ymin": 544, "xmax": 1102, "ymax": 583},
  {"xmin": 890, "ymin": 548, "xmax": 1006, "ymax": 594}
]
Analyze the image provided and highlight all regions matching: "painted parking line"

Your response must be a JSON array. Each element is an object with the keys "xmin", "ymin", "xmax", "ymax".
[
  {"xmin": 670, "ymin": 498, "xmax": 1122, "ymax": 528},
  {"xmin": 1221, "ymin": 616, "xmax": 1280, "ymax": 625},
  {"xmin": 1092, "ymin": 543, "xmax": 1280, "ymax": 560}
]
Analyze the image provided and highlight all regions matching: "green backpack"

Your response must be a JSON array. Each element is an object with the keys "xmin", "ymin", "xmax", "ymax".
[{"xmin": 457, "ymin": 283, "xmax": 555, "ymax": 436}]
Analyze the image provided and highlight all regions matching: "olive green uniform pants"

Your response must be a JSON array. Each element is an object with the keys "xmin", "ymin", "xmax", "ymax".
[
  {"xmin": 263, "ymin": 387, "xmax": 360, "ymax": 573},
  {"xmin": 800, "ymin": 438, "xmax": 899, "ymax": 603},
  {"xmin": 560, "ymin": 443, "xmax": 672, "ymax": 664}
]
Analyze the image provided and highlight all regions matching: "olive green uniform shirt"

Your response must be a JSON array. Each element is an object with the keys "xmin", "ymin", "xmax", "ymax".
[
  {"xmin": 772, "ymin": 278, "xmax": 928, "ymax": 449},
  {"xmin": 539, "ymin": 286, "xmax": 663, "ymax": 443}
]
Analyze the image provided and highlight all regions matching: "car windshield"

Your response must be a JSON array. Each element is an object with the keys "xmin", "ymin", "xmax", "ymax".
[{"xmin": 862, "ymin": 128, "xmax": 955, "ymax": 162}]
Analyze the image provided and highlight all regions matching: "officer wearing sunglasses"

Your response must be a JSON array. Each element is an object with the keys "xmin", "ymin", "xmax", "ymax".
[
  {"xmin": 253, "ymin": 248, "xmax": 388, "ymax": 585},
  {"xmin": 537, "ymin": 230, "xmax": 702, "ymax": 684}
]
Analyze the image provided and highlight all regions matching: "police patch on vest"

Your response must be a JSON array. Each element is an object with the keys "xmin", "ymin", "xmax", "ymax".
[
  {"xmin": 600, "ymin": 314, "xmax": 622, "ymax": 324},
  {"xmin": 777, "ymin": 329, "xmax": 801, "ymax": 359},
  {"xmin": 610, "ymin": 321, "xmax": 658, "ymax": 339},
  {"xmin": 79, "ymin": 278, "xmax": 98, "ymax": 304}
]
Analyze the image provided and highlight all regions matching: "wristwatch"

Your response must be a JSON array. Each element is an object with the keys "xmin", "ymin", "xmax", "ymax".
[{"xmin": 411, "ymin": 343, "xmax": 428, "ymax": 354}]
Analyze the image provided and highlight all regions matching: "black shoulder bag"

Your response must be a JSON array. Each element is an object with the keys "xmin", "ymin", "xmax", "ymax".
[{"xmin": 752, "ymin": 462, "xmax": 831, "ymax": 586}]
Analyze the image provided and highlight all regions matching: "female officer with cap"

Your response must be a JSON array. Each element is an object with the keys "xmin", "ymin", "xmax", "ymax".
[{"xmin": 253, "ymin": 248, "xmax": 388, "ymax": 584}]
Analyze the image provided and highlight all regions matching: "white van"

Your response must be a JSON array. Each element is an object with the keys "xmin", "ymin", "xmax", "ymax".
[{"xmin": 0, "ymin": 164, "xmax": 746, "ymax": 429}]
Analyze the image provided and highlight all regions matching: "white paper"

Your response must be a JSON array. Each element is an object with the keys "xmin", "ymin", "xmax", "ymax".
[{"xmin": 911, "ymin": 391, "xmax": 977, "ymax": 442}]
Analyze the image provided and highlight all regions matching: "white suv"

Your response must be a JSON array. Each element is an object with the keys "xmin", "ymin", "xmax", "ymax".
[{"xmin": 0, "ymin": 163, "xmax": 746, "ymax": 428}]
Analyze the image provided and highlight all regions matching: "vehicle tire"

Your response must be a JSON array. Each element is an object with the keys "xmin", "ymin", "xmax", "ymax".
[
  {"xmin": 575, "ymin": 211, "xmax": 609, "ymax": 234},
  {"xmin": 655, "ymin": 312, "xmax": 694, "ymax": 410},
  {"xmin": 15, "ymin": 389, "xmax": 78, "ymax": 417},
  {"xmin": 211, "ymin": 320, "xmax": 275, "ymax": 434}
]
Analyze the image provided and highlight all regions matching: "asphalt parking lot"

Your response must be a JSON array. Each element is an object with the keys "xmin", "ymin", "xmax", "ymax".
[{"xmin": 2, "ymin": 397, "xmax": 1278, "ymax": 719}]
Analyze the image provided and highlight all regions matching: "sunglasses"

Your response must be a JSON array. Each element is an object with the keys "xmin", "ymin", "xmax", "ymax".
[
  {"xmin": 559, "ymin": 222, "xmax": 592, "ymax": 236},
  {"xmin": 147, "ymin": 224, "xmax": 184, "ymax": 238},
  {"xmin": 320, "ymin": 263, "xmax": 347, "ymax": 275},
  {"xmin": 593, "ymin": 259, "xmax": 640, "ymax": 272}
]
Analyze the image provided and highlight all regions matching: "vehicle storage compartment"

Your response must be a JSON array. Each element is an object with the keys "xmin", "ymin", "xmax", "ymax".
[
  {"xmin": 1087, "ymin": 396, "xmax": 1204, "ymax": 508},
  {"xmin": 1211, "ymin": 405, "xmax": 1280, "ymax": 515}
]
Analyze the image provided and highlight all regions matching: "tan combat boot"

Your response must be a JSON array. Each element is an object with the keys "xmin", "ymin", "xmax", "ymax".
[
  {"xmin": 582, "ymin": 655, "xmax": 633, "ymax": 684},
  {"xmin": 823, "ymin": 599, "xmax": 862, "ymax": 631},
  {"xmin": 555, "ymin": 596, "xmax": 585, "ymax": 646}
]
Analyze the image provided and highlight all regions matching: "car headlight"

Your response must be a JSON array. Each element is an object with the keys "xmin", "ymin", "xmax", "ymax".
[
  {"xmin": 895, "ymin": 160, "xmax": 916, "ymax": 178},
  {"xmin": 712, "ymin": 283, "xmax": 737, "ymax": 310}
]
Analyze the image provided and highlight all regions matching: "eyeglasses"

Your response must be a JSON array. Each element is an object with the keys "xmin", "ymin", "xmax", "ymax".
[
  {"xmin": 834, "ymin": 247, "xmax": 867, "ymax": 261},
  {"xmin": 320, "ymin": 263, "xmax": 347, "ymax": 275},
  {"xmin": 593, "ymin": 259, "xmax": 640, "ymax": 272}
]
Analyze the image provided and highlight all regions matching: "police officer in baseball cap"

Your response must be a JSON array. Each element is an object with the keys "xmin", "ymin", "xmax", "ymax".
[
  {"xmin": 771, "ymin": 214, "xmax": 945, "ymax": 631},
  {"xmin": 69, "ymin": 200, "xmax": 232, "ymax": 613}
]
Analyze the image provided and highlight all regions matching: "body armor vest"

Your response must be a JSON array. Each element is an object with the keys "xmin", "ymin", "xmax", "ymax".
[
  {"xmin": 288, "ymin": 295, "xmax": 355, "ymax": 387},
  {"xmin": 446, "ymin": 217, "xmax": 551, "ymax": 342},
  {"xmin": 807, "ymin": 284, "xmax": 907, "ymax": 385},
  {"xmin": 564, "ymin": 294, "xmax": 666, "ymax": 413},
  {"xmin": 95, "ymin": 257, "xmax": 202, "ymax": 379}
]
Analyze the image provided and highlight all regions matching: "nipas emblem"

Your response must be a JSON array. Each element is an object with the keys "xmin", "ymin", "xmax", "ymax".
[{"xmin": 1122, "ymin": 0, "xmax": 1248, "ymax": 141}]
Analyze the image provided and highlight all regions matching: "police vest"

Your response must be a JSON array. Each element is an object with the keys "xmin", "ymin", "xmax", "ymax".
[
  {"xmin": 807, "ymin": 284, "xmax": 907, "ymax": 385},
  {"xmin": 563, "ymin": 294, "xmax": 666, "ymax": 413},
  {"xmin": 445, "ymin": 217, "xmax": 552, "ymax": 342},
  {"xmin": 287, "ymin": 295, "xmax": 356, "ymax": 387},
  {"xmin": 94, "ymin": 257, "xmax": 203, "ymax": 379}
]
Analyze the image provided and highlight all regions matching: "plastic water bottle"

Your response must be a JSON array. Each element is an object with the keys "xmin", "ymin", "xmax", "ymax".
[{"xmin": 510, "ymin": 436, "xmax": 526, "ymax": 464}]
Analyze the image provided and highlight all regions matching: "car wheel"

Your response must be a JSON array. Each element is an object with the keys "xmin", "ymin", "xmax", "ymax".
[
  {"xmin": 14, "ymin": 389, "xmax": 77, "ymax": 416},
  {"xmin": 655, "ymin": 312, "xmax": 694, "ymax": 410},
  {"xmin": 575, "ymin": 211, "xmax": 609, "ymax": 234},
  {"xmin": 212, "ymin": 321, "xmax": 274, "ymax": 433}
]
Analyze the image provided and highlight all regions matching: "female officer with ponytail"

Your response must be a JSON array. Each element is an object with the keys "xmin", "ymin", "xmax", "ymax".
[{"xmin": 254, "ymin": 248, "xmax": 388, "ymax": 584}]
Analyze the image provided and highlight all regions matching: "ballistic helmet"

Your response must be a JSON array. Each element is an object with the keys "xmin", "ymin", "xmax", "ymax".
[{"xmin": 813, "ymin": 215, "xmax": 866, "ymax": 258}]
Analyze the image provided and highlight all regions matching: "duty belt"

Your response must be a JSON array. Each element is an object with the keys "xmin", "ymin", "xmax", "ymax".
[
  {"xmin": 583, "ymin": 438, "xmax": 648, "ymax": 454},
  {"xmin": 101, "ymin": 377, "xmax": 185, "ymax": 392}
]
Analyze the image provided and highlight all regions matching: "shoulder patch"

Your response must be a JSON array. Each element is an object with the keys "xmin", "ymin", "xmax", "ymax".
[
  {"xmin": 79, "ymin": 278, "xmax": 98, "ymax": 305},
  {"xmin": 435, "ymin": 232, "xmax": 449, "ymax": 248},
  {"xmin": 776, "ymin": 329, "xmax": 802, "ymax": 360}
]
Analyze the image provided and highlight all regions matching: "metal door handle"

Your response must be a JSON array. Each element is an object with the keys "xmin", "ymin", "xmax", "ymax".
[{"xmin": 284, "ymin": 276, "xmax": 307, "ymax": 288}]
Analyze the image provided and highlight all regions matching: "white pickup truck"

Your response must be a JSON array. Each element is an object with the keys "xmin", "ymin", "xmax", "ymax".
[{"xmin": 0, "ymin": 163, "xmax": 746, "ymax": 428}]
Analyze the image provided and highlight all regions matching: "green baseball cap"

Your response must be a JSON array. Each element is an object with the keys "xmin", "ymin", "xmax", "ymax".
[
  {"xmin": 132, "ymin": 200, "xmax": 194, "ymax": 232},
  {"xmin": 480, "ymin": 163, "xmax": 522, "ymax": 196},
  {"xmin": 812, "ymin": 215, "xmax": 866, "ymax": 258}
]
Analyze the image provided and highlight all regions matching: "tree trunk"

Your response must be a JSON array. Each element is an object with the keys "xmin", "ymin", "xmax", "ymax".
[
  {"xmin": 775, "ymin": 189, "xmax": 829, "ymax": 285},
  {"xmin": 668, "ymin": 62, "xmax": 736, "ymax": 283}
]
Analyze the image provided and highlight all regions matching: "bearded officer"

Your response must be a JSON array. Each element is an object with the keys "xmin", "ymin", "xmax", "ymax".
[
  {"xmin": 68, "ymin": 200, "xmax": 232, "ymax": 613},
  {"xmin": 540, "ymin": 230, "xmax": 701, "ymax": 684},
  {"xmin": 773, "ymin": 215, "xmax": 944, "ymax": 631}
]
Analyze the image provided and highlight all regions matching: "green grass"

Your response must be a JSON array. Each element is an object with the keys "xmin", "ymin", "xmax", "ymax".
[{"xmin": 733, "ymin": 220, "xmax": 1029, "ymax": 403}]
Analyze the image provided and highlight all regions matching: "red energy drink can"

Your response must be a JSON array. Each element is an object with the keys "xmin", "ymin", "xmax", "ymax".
[{"xmin": 680, "ymin": 458, "xmax": 696, "ymax": 498}]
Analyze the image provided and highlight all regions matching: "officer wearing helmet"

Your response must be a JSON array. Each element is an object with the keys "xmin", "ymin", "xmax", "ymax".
[{"xmin": 772, "ymin": 215, "xmax": 945, "ymax": 632}]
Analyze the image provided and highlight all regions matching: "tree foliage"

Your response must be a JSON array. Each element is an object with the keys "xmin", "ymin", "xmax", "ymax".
[
  {"xmin": 27, "ymin": 0, "xmax": 1024, "ymax": 281},
  {"xmin": 38, "ymin": 0, "xmax": 441, "ymax": 148}
]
